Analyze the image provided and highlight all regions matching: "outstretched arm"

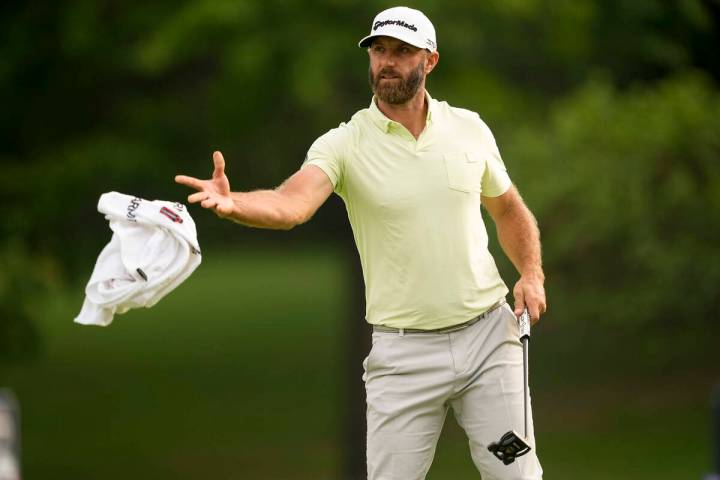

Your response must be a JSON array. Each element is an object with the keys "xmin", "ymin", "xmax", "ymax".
[
  {"xmin": 482, "ymin": 185, "xmax": 546, "ymax": 323},
  {"xmin": 175, "ymin": 151, "xmax": 333, "ymax": 230}
]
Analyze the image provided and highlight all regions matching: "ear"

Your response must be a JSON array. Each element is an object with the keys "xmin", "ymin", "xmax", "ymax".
[{"xmin": 424, "ymin": 51, "xmax": 439, "ymax": 74}]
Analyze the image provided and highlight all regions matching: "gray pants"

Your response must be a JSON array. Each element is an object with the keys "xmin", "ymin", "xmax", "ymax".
[{"xmin": 363, "ymin": 303, "xmax": 543, "ymax": 480}]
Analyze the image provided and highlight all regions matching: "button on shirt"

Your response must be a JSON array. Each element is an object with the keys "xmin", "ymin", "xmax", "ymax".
[{"xmin": 302, "ymin": 91, "xmax": 512, "ymax": 330}]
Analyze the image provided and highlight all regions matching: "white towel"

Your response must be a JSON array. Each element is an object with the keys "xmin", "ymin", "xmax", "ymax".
[{"xmin": 75, "ymin": 192, "xmax": 202, "ymax": 326}]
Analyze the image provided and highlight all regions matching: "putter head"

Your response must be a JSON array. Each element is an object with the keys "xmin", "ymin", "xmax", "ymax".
[{"xmin": 487, "ymin": 430, "xmax": 531, "ymax": 465}]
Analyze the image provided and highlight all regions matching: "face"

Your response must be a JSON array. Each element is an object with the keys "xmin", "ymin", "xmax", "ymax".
[{"xmin": 367, "ymin": 37, "xmax": 438, "ymax": 105}]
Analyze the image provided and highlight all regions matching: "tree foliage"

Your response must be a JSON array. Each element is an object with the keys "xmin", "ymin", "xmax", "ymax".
[
  {"xmin": 506, "ymin": 72, "xmax": 720, "ymax": 328},
  {"xmin": 1, "ymin": 0, "xmax": 719, "ymax": 361}
]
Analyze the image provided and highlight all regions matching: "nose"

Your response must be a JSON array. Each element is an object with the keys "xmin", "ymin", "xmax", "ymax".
[{"xmin": 376, "ymin": 54, "xmax": 395, "ymax": 69}]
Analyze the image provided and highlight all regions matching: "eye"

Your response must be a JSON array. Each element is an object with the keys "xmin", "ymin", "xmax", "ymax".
[{"xmin": 371, "ymin": 44, "xmax": 385, "ymax": 53}]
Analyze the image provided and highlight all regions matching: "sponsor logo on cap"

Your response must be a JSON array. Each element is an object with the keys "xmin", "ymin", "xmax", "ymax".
[{"xmin": 373, "ymin": 19, "xmax": 417, "ymax": 32}]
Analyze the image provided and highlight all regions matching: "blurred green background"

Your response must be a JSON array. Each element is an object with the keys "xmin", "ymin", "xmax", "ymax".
[{"xmin": 1, "ymin": 0, "xmax": 719, "ymax": 478}]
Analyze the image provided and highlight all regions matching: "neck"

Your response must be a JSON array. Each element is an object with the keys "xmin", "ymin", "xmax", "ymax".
[{"xmin": 376, "ymin": 88, "xmax": 428, "ymax": 139}]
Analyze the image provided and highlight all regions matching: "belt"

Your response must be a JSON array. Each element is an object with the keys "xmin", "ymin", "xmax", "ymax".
[{"xmin": 372, "ymin": 299, "xmax": 506, "ymax": 335}]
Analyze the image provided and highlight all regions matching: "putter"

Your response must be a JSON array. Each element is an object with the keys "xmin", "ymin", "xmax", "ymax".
[{"xmin": 487, "ymin": 307, "xmax": 532, "ymax": 465}]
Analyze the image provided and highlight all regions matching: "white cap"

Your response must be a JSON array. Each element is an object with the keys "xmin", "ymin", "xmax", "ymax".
[{"xmin": 358, "ymin": 6, "xmax": 437, "ymax": 52}]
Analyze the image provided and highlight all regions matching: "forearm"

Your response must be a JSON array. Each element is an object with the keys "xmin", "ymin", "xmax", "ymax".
[
  {"xmin": 484, "ymin": 186, "xmax": 546, "ymax": 318},
  {"xmin": 495, "ymin": 203, "xmax": 544, "ymax": 279},
  {"xmin": 226, "ymin": 189, "xmax": 303, "ymax": 230}
]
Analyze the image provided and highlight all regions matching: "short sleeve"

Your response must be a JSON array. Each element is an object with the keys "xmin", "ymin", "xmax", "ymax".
[
  {"xmin": 302, "ymin": 125, "xmax": 350, "ymax": 194},
  {"xmin": 479, "ymin": 121, "xmax": 512, "ymax": 197}
]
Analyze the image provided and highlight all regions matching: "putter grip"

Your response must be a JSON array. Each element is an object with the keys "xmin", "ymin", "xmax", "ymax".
[{"xmin": 518, "ymin": 308, "xmax": 531, "ymax": 340}]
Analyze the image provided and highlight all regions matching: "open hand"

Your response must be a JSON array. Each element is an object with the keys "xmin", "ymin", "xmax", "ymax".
[{"xmin": 175, "ymin": 151, "xmax": 235, "ymax": 218}]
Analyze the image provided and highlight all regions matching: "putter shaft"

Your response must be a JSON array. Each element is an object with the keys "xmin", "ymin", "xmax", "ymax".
[
  {"xmin": 487, "ymin": 308, "xmax": 533, "ymax": 466},
  {"xmin": 519, "ymin": 308, "xmax": 531, "ymax": 438},
  {"xmin": 523, "ymin": 336, "xmax": 529, "ymax": 438}
]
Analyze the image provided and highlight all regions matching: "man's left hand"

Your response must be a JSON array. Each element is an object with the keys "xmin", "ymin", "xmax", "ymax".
[{"xmin": 513, "ymin": 271, "xmax": 546, "ymax": 324}]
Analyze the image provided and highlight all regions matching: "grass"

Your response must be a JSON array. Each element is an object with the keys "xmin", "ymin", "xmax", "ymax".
[{"xmin": 2, "ymin": 245, "xmax": 716, "ymax": 479}]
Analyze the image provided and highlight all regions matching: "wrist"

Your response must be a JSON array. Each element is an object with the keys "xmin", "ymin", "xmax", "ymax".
[{"xmin": 520, "ymin": 266, "xmax": 545, "ymax": 281}]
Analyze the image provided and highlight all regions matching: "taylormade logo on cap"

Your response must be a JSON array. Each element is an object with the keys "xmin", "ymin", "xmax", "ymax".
[
  {"xmin": 373, "ymin": 19, "xmax": 417, "ymax": 32},
  {"xmin": 358, "ymin": 6, "xmax": 437, "ymax": 52}
]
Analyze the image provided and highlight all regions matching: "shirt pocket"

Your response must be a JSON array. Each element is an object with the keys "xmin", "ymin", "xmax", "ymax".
[{"xmin": 443, "ymin": 152, "xmax": 485, "ymax": 193}]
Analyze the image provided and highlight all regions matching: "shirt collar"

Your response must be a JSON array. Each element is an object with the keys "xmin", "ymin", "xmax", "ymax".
[{"xmin": 368, "ymin": 90, "xmax": 435, "ymax": 133}]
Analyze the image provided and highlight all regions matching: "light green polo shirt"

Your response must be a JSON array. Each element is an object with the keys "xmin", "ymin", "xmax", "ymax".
[{"xmin": 303, "ymin": 91, "xmax": 512, "ymax": 330}]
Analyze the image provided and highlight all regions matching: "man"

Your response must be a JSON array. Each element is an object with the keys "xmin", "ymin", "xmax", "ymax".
[{"xmin": 175, "ymin": 6, "xmax": 546, "ymax": 479}]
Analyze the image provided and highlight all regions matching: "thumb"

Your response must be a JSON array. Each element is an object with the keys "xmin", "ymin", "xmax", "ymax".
[
  {"xmin": 514, "ymin": 288, "xmax": 526, "ymax": 317},
  {"xmin": 212, "ymin": 151, "xmax": 226, "ymax": 179}
]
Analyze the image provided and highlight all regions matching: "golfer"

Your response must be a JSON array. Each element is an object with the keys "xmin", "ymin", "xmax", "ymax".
[{"xmin": 176, "ymin": 6, "xmax": 545, "ymax": 479}]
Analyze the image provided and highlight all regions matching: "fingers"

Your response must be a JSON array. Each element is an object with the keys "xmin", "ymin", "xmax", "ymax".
[
  {"xmin": 187, "ymin": 191, "xmax": 208, "ymax": 203},
  {"xmin": 177, "ymin": 151, "xmax": 226, "ymax": 192},
  {"xmin": 212, "ymin": 151, "xmax": 226, "ymax": 179},
  {"xmin": 513, "ymin": 286, "xmax": 526, "ymax": 317},
  {"xmin": 201, "ymin": 197, "xmax": 217, "ymax": 209},
  {"xmin": 513, "ymin": 278, "xmax": 546, "ymax": 324},
  {"xmin": 199, "ymin": 194, "xmax": 225, "ymax": 211},
  {"xmin": 176, "ymin": 151, "xmax": 234, "ymax": 221},
  {"xmin": 526, "ymin": 299, "xmax": 546, "ymax": 325},
  {"xmin": 175, "ymin": 175, "xmax": 204, "ymax": 190}
]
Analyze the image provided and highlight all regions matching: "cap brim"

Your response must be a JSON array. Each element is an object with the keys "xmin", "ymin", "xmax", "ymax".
[
  {"xmin": 357, "ymin": 31, "xmax": 431, "ymax": 51},
  {"xmin": 358, "ymin": 35, "xmax": 377, "ymax": 48}
]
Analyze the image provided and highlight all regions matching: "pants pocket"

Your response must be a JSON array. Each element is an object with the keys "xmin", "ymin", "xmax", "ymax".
[{"xmin": 363, "ymin": 333, "xmax": 383, "ymax": 382}]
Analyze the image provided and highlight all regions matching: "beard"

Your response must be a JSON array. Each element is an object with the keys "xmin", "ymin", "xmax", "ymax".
[{"xmin": 369, "ymin": 60, "xmax": 425, "ymax": 105}]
